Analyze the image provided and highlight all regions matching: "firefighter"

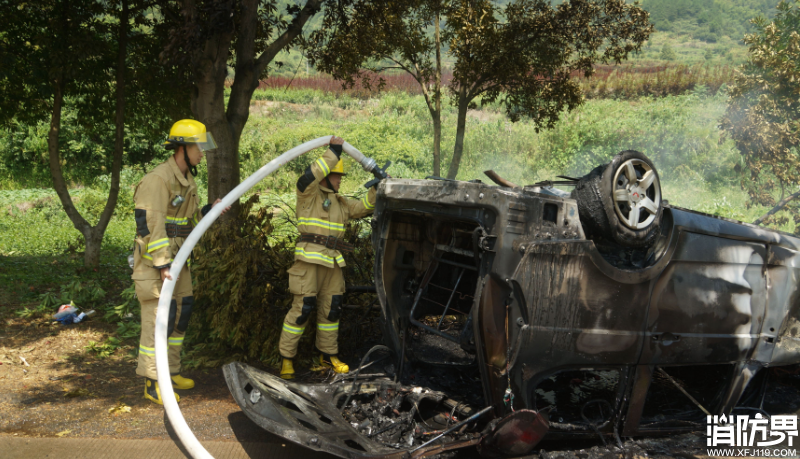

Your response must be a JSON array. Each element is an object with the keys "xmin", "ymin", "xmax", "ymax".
[
  {"xmin": 132, "ymin": 119, "xmax": 229, "ymax": 405},
  {"xmin": 278, "ymin": 136, "xmax": 380, "ymax": 379}
]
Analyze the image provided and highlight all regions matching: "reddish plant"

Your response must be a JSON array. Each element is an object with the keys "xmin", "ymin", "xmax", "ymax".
[{"xmin": 247, "ymin": 64, "xmax": 734, "ymax": 100}]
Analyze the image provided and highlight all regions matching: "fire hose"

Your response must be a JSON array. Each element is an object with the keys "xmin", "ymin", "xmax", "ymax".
[{"xmin": 153, "ymin": 137, "xmax": 388, "ymax": 459}]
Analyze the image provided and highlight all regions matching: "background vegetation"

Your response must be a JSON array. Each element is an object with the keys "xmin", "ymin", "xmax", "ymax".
[
  {"xmin": 0, "ymin": 80, "xmax": 781, "ymax": 368},
  {"xmin": 2, "ymin": 0, "xmax": 795, "ymax": 371}
]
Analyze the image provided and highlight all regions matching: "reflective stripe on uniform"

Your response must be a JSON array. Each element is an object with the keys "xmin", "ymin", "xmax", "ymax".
[
  {"xmin": 335, "ymin": 255, "xmax": 345, "ymax": 265},
  {"xmin": 282, "ymin": 323, "xmax": 305, "ymax": 334},
  {"xmin": 317, "ymin": 322, "xmax": 339, "ymax": 331},
  {"xmin": 295, "ymin": 247, "xmax": 337, "ymax": 266},
  {"xmin": 191, "ymin": 216, "xmax": 199, "ymax": 226},
  {"xmin": 298, "ymin": 218, "xmax": 345, "ymax": 232},
  {"xmin": 166, "ymin": 216, "xmax": 189, "ymax": 225},
  {"xmin": 316, "ymin": 157, "xmax": 330, "ymax": 176},
  {"xmin": 139, "ymin": 345, "xmax": 155, "ymax": 356},
  {"xmin": 168, "ymin": 337, "xmax": 184, "ymax": 346},
  {"xmin": 142, "ymin": 254, "xmax": 175, "ymax": 266},
  {"xmin": 362, "ymin": 194, "xmax": 375, "ymax": 210},
  {"xmin": 147, "ymin": 238, "xmax": 169, "ymax": 252}
]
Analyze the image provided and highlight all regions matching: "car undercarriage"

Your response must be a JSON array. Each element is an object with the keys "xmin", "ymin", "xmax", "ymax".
[{"xmin": 225, "ymin": 151, "xmax": 800, "ymax": 458}]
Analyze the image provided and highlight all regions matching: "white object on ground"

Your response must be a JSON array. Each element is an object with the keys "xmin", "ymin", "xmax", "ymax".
[
  {"xmin": 53, "ymin": 304, "xmax": 78, "ymax": 320},
  {"xmin": 153, "ymin": 137, "xmax": 377, "ymax": 459}
]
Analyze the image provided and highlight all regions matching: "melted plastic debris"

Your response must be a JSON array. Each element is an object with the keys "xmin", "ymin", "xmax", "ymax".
[{"xmin": 340, "ymin": 385, "xmax": 480, "ymax": 451}]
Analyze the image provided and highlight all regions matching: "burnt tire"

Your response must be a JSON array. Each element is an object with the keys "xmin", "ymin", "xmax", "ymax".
[{"xmin": 576, "ymin": 150, "xmax": 663, "ymax": 248}]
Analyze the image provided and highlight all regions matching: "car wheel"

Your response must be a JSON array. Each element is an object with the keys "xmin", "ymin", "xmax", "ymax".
[{"xmin": 576, "ymin": 150, "xmax": 663, "ymax": 247}]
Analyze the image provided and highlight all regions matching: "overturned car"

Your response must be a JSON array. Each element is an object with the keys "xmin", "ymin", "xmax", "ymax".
[{"xmin": 224, "ymin": 151, "xmax": 800, "ymax": 458}]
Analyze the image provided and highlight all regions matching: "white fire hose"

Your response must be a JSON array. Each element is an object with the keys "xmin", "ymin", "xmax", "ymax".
[{"xmin": 154, "ymin": 137, "xmax": 381, "ymax": 459}]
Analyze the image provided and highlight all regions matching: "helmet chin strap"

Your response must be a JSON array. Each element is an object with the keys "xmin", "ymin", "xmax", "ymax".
[
  {"xmin": 325, "ymin": 176, "xmax": 338, "ymax": 194},
  {"xmin": 183, "ymin": 146, "xmax": 198, "ymax": 177}
]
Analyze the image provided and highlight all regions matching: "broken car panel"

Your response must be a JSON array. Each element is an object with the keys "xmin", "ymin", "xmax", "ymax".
[{"xmin": 226, "ymin": 151, "xmax": 800, "ymax": 457}]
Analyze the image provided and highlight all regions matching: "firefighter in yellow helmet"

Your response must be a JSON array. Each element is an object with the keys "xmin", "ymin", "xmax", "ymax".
[
  {"xmin": 132, "ymin": 119, "xmax": 229, "ymax": 404},
  {"xmin": 279, "ymin": 136, "xmax": 380, "ymax": 379}
]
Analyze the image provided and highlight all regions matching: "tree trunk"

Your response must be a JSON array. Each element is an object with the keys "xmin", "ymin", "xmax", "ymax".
[
  {"xmin": 419, "ymin": 75, "xmax": 442, "ymax": 179},
  {"xmin": 433, "ymin": 12, "xmax": 442, "ymax": 178},
  {"xmin": 83, "ymin": 0, "xmax": 129, "ymax": 267},
  {"xmin": 83, "ymin": 231, "xmax": 104, "ymax": 267},
  {"xmin": 446, "ymin": 89, "xmax": 470, "ymax": 180},
  {"xmin": 48, "ymin": 75, "xmax": 92, "ymax": 248},
  {"xmin": 191, "ymin": 30, "xmax": 236, "ymax": 210},
  {"xmin": 432, "ymin": 113, "xmax": 442, "ymax": 177},
  {"xmin": 192, "ymin": 0, "xmax": 321, "ymax": 216},
  {"xmin": 47, "ymin": 1, "xmax": 129, "ymax": 267}
]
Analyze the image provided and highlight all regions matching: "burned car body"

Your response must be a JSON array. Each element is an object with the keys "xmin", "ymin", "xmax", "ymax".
[{"xmin": 225, "ymin": 152, "xmax": 800, "ymax": 458}]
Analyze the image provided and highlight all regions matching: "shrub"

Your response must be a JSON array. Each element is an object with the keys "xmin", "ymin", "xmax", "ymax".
[
  {"xmin": 661, "ymin": 44, "xmax": 677, "ymax": 60},
  {"xmin": 185, "ymin": 194, "xmax": 380, "ymax": 370}
]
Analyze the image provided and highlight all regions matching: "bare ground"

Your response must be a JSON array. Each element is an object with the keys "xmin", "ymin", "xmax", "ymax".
[
  {"xmin": 2, "ymin": 304, "xmax": 800, "ymax": 458},
  {"xmin": 0, "ymin": 312, "xmax": 274, "ymax": 442}
]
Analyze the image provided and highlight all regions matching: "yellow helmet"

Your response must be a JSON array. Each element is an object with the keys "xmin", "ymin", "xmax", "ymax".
[
  {"xmin": 330, "ymin": 158, "xmax": 346, "ymax": 175},
  {"xmin": 163, "ymin": 119, "xmax": 217, "ymax": 152}
]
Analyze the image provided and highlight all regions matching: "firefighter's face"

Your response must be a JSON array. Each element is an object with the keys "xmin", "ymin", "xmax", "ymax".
[
  {"xmin": 184, "ymin": 144, "xmax": 204, "ymax": 166},
  {"xmin": 328, "ymin": 173, "xmax": 343, "ymax": 192}
]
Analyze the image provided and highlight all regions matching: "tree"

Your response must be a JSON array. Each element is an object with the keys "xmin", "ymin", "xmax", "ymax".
[
  {"xmin": 444, "ymin": 0, "xmax": 652, "ymax": 178},
  {"xmin": 308, "ymin": 0, "xmax": 447, "ymax": 176},
  {"xmin": 0, "ymin": 0, "xmax": 184, "ymax": 266},
  {"xmin": 157, "ymin": 0, "xmax": 324, "ymax": 208},
  {"xmin": 660, "ymin": 43, "xmax": 676, "ymax": 60},
  {"xmin": 720, "ymin": 0, "xmax": 800, "ymax": 228},
  {"xmin": 309, "ymin": 0, "xmax": 652, "ymax": 179}
]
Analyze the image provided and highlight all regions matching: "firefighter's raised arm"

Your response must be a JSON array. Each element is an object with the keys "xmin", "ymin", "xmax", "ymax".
[{"xmin": 296, "ymin": 136, "xmax": 344, "ymax": 195}]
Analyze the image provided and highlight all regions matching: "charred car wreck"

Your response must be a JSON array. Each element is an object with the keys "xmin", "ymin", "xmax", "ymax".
[{"xmin": 224, "ymin": 151, "xmax": 800, "ymax": 458}]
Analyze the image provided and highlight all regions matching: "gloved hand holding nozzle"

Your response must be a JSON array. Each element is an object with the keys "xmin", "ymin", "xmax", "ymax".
[{"xmin": 331, "ymin": 136, "xmax": 391, "ymax": 189}]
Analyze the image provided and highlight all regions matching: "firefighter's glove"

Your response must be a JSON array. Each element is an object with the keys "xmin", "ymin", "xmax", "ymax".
[
  {"xmin": 329, "ymin": 136, "xmax": 344, "ymax": 158},
  {"xmin": 364, "ymin": 161, "xmax": 392, "ymax": 189}
]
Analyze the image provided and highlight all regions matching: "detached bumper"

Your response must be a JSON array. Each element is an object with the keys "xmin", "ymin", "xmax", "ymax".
[{"xmin": 223, "ymin": 362, "xmax": 482, "ymax": 459}]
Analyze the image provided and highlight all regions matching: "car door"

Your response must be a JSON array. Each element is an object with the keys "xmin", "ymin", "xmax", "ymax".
[{"xmin": 640, "ymin": 231, "xmax": 768, "ymax": 366}]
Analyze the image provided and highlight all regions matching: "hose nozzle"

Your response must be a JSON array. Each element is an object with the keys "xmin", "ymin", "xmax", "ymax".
[
  {"xmin": 341, "ymin": 142, "xmax": 391, "ymax": 189},
  {"xmin": 359, "ymin": 156, "xmax": 377, "ymax": 173}
]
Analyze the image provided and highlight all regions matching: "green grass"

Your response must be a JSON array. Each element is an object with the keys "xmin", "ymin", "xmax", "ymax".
[
  {"xmin": 2, "ymin": 86, "xmax": 792, "ymax": 369},
  {"xmin": 235, "ymin": 88, "xmax": 776, "ymax": 228},
  {"xmin": 0, "ymin": 87, "xmax": 791, "ymax": 308},
  {"xmin": 0, "ymin": 189, "xmax": 134, "ymax": 258}
]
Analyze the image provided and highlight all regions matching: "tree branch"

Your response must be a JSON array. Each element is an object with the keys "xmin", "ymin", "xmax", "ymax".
[
  {"xmin": 96, "ymin": 0, "xmax": 129, "ymax": 234},
  {"xmin": 253, "ymin": 0, "xmax": 323, "ymax": 79},
  {"xmin": 48, "ymin": 73, "xmax": 90, "ymax": 236},
  {"xmin": 227, "ymin": 0, "xmax": 260, "ymax": 132},
  {"xmin": 409, "ymin": 60, "xmax": 435, "ymax": 114},
  {"xmin": 388, "ymin": 56, "xmax": 419, "ymax": 80},
  {"xmin": 180, "ymin": 0, "xmax": 197, "ymax": 22},
  {"xmin": 753, "ymin": 189, "xmax": 800, "ymax": 226}
]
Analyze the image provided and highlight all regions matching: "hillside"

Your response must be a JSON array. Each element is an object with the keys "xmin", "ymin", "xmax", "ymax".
[
  {"xmin": 643, "ymin": 0, "xmax": 776, "ymax": 42},
  {"xmin": 266, "ymin": 0, "xmax": 779, "ymax": 78}
]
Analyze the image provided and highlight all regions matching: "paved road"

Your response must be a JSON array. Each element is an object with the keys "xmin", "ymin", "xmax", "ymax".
[{"xmin": 1, "ymin": 436, "xmax": 334, "ymax": 459}]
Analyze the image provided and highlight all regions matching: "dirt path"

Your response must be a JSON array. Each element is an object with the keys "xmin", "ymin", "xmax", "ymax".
[
  {"xmin": 0, "ymin": 309, "xmax": 277, "ymax": 442},
  {"xmin": 3, "ymin": 304, "xmax": 799, "ymax": 459}
]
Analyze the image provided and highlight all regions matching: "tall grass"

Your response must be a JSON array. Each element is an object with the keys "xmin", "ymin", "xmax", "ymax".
[
  {"xmin": 576, "ymin": 64, "xmax": 736, "ymax": 99},
  {"xmin": 254, "ymin": 72, "xmax": 444, "ymax": 98},
  {"xmin": 1, "ymin": 88, "xmax": 791, "ymax": 265},
  {"xmin": 243, "ymin": 64, "xmax": 735, "ymax": 100},
  {"xmin": 236, "ymin": 88, "xmax": 778, "ymax": 230}
]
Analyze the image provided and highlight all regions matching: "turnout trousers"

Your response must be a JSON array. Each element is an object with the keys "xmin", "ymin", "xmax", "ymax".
[
  {"xmin": 279, "ymin": 260, "xmax": 346, "ymax": 359},
  {"xmin": 135, "ymin": 265, "xmax": 193, "ymax": 380}
]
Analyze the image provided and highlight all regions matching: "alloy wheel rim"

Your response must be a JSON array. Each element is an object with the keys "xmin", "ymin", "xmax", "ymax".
[{"xmin": 612, "ymin": 158, "xmax": 661, "ymax": 230}]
